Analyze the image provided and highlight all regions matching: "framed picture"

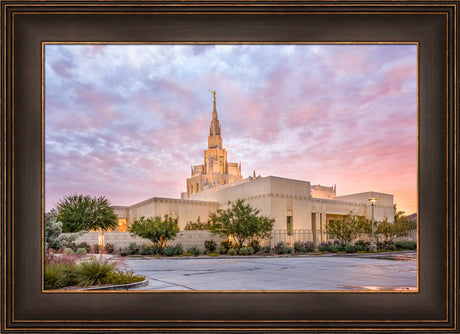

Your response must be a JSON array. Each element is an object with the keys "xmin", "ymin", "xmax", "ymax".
[
  {"xmin": 2, "ymin": 0, "xmax": 457, "ymax": 333},
  {"xmin": 42, "ymin": 42, "xmax": 418, "ymax": 293}
]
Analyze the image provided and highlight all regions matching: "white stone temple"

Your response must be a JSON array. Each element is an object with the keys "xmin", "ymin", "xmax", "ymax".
[{"xmin": 107, "ymin": 92, "xmax": 394, "ymax": 247}]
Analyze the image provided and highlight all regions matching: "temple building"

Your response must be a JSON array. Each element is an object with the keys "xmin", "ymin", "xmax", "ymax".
[{"xmin": 101, "ymin": 92, "xmax": 396, "ymax": 247}]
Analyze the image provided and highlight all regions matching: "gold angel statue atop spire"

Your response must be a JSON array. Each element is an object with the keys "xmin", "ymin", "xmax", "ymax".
[{"xmin": 208, "ymin": 89, "xmax": 216, "ymax": 102}]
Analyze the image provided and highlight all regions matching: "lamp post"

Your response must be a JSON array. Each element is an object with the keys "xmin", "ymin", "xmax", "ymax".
[
  {"xmin": 369, "ymin": 198, "xmax": 377, "ymax": 251},
  {"xmin": 98, "ymin": 228, "xmax": 105, "ymax": 250}
]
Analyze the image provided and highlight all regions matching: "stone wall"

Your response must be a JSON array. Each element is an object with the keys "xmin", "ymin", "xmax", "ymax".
[
  {"xmin": 71, "ymin": 232, "xmax": 152, "ymax": 249},
  {"xmin": 69, "ymin": 231, "xmax": 226, "ymax": 252},
  {"xmin": 166, "ymin": 230, "xmax": 226, "ymax": 251}
]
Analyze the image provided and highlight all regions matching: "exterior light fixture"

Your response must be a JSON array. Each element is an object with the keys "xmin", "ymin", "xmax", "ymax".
[
  {"xmin": 368, "ymin": 198, "xmax": 377, "ymax": 251},
  {"xmin": 98, "ymin": 228, "xmax": 105, "ymax": 248}
]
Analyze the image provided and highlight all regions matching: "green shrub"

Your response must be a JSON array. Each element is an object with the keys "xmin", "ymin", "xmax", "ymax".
[
  {"xmin": 274, "ymin": 242, "xmax": 291, "ymax": 254},
  {"xmin": 377, "ymin": 240, "xmax": 393, "ymax": 251},
  {"xmin": 63, "ymin": 247, "xmax": 74, "ymax": 255},
  {"xmin": 187, "ymin": 246, "xmax": 200, "ymax": 256},
  {"xmin": 162, "ymin": 246, "xmax": 176, "ymax": 257},
  {"xmin": 161, "ymin": 245, "xmax": 183, "ymax": 256},
  {"xmin": 102, "ymin": 270, "xmax": 145, "ymax": 285},
  {"xmin": 44, "ymin": 264, "xmax": 67, "ymax": 289},
  {"xmin": 304, "ymin": 242, "xmax": 315, "ymax": 252},
  {"xmin": 204, "ymin": 240, "xmax": 217, "ymax": 253},
  {"xmin": 318, "ymin": 242, "xmax": 330, "ymax": 252},
  {"xmin": 345, "ymin": 244, "xmax": 356, "ymax": 253},
  {"xmin": 74, "ymin": 258, "xmax": 114, "ymax": 287},
  {"xmin": 127, "ymin": 242, "xmax": 141, "ymax": 255},
  {"xmin": 173, "ymin": 244, "xmax": 183, "ymax": 256},
  {"xmin": 387, "ymin": 243, "xmax": 397, "ymax": 251},
  {"xmin": 262, "ymin": 245, "xmax": 271, "ymax": 253},
  {"xmin": 394, "ymin": 240, "xmax": 417, "ymax": 250},
  {"xmin": 294, "ymin": 242, "xmax": 315, "ymax": 253},
  {"xmin": 355, "ymin": 240, "xmax": 370, "ymax": 252},
  {"xmin": 92, "ymin": 244, "xmax": 101, "ymax": 254},
  {"xmin": 68, "ymin": 242, "xmax": 78, "ymax": 251},
  {"xmin": 76, "ymin": 248, "xmax": 87, "ymax": 255},
  {"xmin": 239, "ymin": 247, "xmax": 248, "ymax": 255},
  {"xmin": 228, "ymin": 248, "xmax": 237, "ymax": 256},
  {"xmin": 141, "ymin": 244, "xmax": 158, "ymax": 255},
  {"xmin": 294, "ymin": 242, "xmax": 303, "ymax": 253},
  {"xmin": 76, "ymin": 242, "xmax": 91, "ymax": 252},
  {"xmin": 44, "ymin": 262, "xmax": 76, "ymax": 290},
  {"xmin": 334, "ymin": 241, "xmax": 345, "ymax": 250},
  {"xmin": 239, "ymin": 247, "xmax": 255, "ymax": 255},
  {"xmin": 327, "ymin": 244, "xmax": 343, "ymax": 253},
  {"xmin": 217, "ymin": 245, "xmax": 227, "ymax": 254},
  {"xmin": 220, "ymin": 240, "xmax": 233, "ymax": 250},
  {"xmin": 248, "ymin": 240, "xmax": 261, "ymax": 253},
  {"xmin": 104, "ymin": 243, "xmax": 115, "ymax": 254}
]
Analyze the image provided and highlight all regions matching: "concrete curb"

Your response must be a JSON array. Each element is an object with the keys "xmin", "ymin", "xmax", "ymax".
[{"xmin": 83, "ymin": 279, "xmax": 149, "ymax": 291}]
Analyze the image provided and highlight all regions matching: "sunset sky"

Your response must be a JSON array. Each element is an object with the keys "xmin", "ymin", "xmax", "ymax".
[{"xmin": 44, "ymin": 44, "xmax": 417, "ymax": 214}]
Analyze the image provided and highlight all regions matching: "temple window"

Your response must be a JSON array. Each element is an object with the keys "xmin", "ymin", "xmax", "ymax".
[
  {"xmin": 196, "ymin": 183, "xmax": 200, "ymax": 192},
  {"xmin": 286, "ymin": 216, "xmax": 293, "ymax": 235},
  {"xmin": 191, "ymin": 184, "xmax": 194, "ymax": 194},
  {"xmin": 118, "ymin": 219, "xmax": 127, "ymax": 232}
]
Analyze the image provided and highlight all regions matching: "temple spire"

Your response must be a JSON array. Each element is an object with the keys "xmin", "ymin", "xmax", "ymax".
[
  {"xmin": 208, "ymin": 90, "xmax": 221, "ymax": 144},
  {"xmin": 185, "ymin": 91, "xmax": 242, "ymax": 198},
  {"xmin": 209, "ymin": 90, "xmax": 217, "ymax": 120}
]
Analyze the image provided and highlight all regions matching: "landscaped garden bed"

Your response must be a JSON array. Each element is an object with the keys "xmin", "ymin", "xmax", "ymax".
[
  {"xmin": 115, "ymin": 239, "xmax": 417, "ymax": 258},
  {"xmin": 44, "ymin": 251, "xmax": 145, "ymax": 290}
]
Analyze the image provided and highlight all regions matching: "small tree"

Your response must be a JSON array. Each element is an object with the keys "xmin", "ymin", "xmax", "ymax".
[
  {"xmin": 56, "ymin": 194, "xmax": 118, "ymax": 233},
  {"xmin": 45, "ymin": 209, "xmax": 61, "ymax": 250},
  {"xmin": 129, "ymin": 215, "xmax": 180, "ymax": 252},
  {"xmin": 371, "ymin": 205, "xmax": 417, "ymax": 249},
  {"xmin": 209, "ymin": 199, "xmax": 275, "ymax": 248},
  {"xmin": 325, "ymin": 212, "xmax": 366, "ymax": 245},
  {"xmin": 393, "ymin": 205, "xmax": 417, "ymax": 236}
]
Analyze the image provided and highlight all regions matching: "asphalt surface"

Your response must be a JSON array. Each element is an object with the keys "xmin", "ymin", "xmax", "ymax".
[{"xmin": 123, "ymin": 251, "xmax": 417, "ymax": 291}]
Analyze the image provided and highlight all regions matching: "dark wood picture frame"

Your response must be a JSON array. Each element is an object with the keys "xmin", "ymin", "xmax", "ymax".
[{"xmin": 1, "ymin": 1, "xmax": 458, "ymax": 332}]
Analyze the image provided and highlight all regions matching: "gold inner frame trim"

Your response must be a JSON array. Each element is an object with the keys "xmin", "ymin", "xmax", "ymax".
[{"xmin": 40, "ymin": 40, "xmax": 421, "ymax": 296}]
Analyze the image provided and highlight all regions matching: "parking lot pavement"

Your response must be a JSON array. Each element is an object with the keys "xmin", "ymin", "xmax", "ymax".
[{"xmin": 124, "ymin": 251, "xmax": 417, "ymax": 291}]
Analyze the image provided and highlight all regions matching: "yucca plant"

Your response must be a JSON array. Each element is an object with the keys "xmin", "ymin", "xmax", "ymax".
[
  {"xmin": 74, "ymin": 257, "xmax": 114, "ymax": 287},
  {"xmin": 187, "ymin": 246, "xmax": 200, "ymax": 256}
]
